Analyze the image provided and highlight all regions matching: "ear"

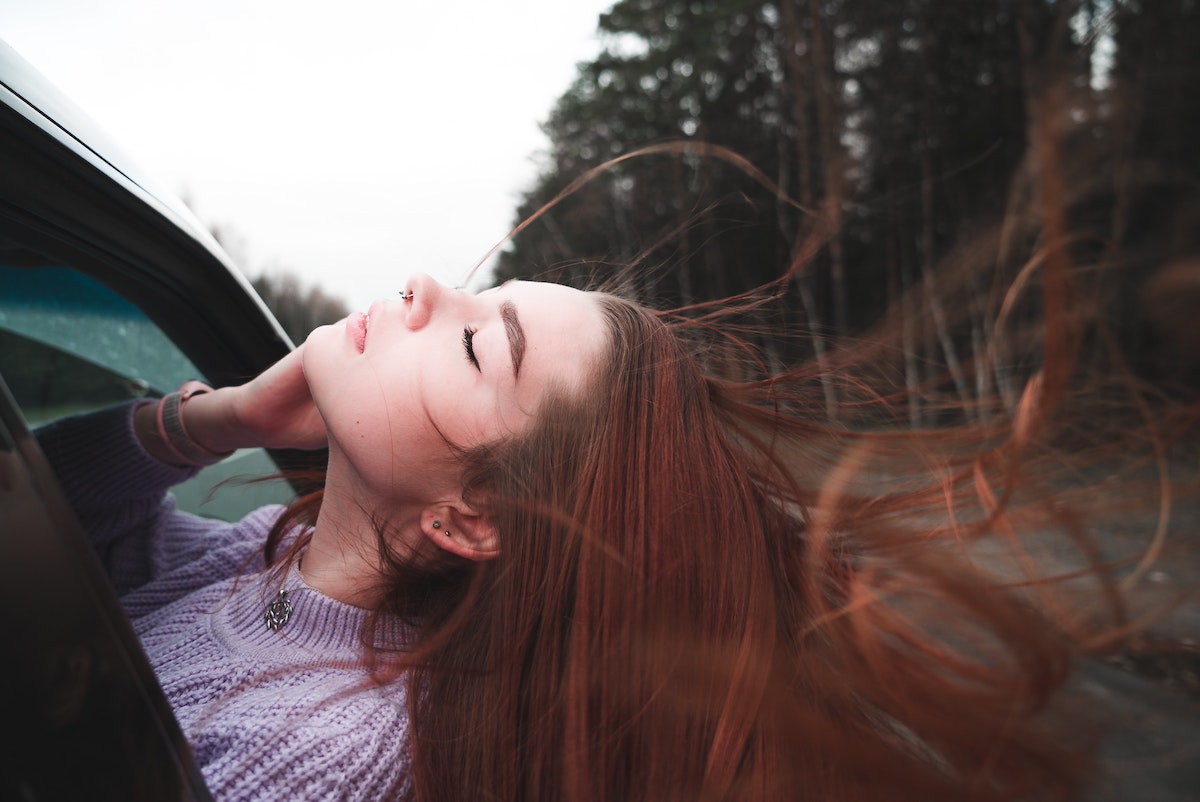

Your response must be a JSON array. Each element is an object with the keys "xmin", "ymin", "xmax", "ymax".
[{"xmin": 421, "ymin": 500, "xmax": 499, "ymax": 562}]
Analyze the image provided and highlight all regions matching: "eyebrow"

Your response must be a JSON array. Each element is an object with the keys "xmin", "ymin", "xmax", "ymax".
[{"xmin": 501, "ymin": 300, "xmax": 526, "ymax": 379}]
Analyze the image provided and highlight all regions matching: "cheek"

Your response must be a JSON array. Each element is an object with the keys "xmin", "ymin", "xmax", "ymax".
[
  {"xmin": 423, "ymin": 388, "xmax": 484, "ymax": 447},
  {"xmin": 314, "ymin": 359, "xmax": 401, "ymax": 448},
  {"xmin": 437, "ymin": 384, "xmax": 532, "ymax": 449},
  {"xmin": 322, "ymin": 390, "xmax": 388, "ymax": 468},
  {"xmin": 325, "ymin": 385, "xmax": 445, "ymax": 496}
]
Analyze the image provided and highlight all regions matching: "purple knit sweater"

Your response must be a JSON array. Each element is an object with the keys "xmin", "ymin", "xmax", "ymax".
[{"xmin": 38, "ymin": 403, "xmax": 412, "ymax": 801}]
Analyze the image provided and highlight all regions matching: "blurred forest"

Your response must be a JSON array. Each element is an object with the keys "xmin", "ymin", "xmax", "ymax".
[
  {"xmin": 495, "ymin": 0, "xmax": 1200, "ymax": 422},
  {"xmin": 207, "ymin": 222, "xmax": 350, "ymax": 344},
  {"xmin": 248, "ymin": 271, "xmax": 349, "ymax": 346}
]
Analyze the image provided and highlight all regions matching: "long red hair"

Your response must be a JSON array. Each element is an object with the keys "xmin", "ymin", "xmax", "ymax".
[
  {"xmin": 263, "ymin": 250, "xmax": 1192, "ymax": 801},
  {"xmin": 261, "ymin": 84, "xmax": 1198, "ymax": 802}
]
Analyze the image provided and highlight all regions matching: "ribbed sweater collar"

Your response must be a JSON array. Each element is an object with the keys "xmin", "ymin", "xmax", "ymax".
[{"xmin": 211, "ymin": 562, "xmax": 406, "ymax": 666}]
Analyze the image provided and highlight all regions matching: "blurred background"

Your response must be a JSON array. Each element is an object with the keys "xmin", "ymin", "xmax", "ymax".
[
  {"xmin": 3, "ymin": 1, "xmax": 1197, "ymax": 373},
  {"xmin": 2, "ymin": 6, "xmax": 1197, "ymax": 795},
  {"xmin": 0, "ymin": 0, "xmax": 611, "ymax": 327},
  {"xmin": 468, "ymin": 9, "xmax": 1192, "ymax": 796}
]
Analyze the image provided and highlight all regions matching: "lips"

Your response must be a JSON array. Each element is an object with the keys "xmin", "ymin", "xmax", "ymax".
[
  {"xmin": 350, "ymin": 301, "xmax": 389, "ymax": 353},
  {"xmin": 350, "ymin": 312, "xmax": 367, "ymax": 353}
]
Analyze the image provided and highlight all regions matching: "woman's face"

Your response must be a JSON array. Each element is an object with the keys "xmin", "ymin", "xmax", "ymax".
[{"xmin": 302, "ymin": 274, "xmax": 607, "ymax": 505}]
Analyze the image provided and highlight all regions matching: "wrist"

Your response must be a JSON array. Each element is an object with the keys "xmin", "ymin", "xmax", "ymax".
[{"xmin": 153, "ymin": 382, "xmax": 236, "ymax": 467}]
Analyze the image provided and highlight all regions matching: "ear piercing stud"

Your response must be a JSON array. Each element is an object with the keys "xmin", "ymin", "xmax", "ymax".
[{"xmin": 432, "ymin": 520, "xmax": 450, "ymax": 536}]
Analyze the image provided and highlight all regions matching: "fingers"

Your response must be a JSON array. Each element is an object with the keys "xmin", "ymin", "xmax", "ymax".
[{"xmin": 222, "ymin": 349, "xmax": 329, "ymax": 450}]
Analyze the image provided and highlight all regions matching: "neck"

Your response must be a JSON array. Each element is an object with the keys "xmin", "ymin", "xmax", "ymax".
[{"xmin": 303, "ymin": 456, "xmax": 424, "ymax": 607}]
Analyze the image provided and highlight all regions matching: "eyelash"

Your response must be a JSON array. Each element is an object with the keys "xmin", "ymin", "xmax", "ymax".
[{"xmin": 462, "ymin": 327, "xmax": 480, "ymax": 371}]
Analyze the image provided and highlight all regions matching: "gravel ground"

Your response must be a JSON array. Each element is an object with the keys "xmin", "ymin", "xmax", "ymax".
[
  {"xmin": 1080, "ymin": 657, "xmax": 1200, "ymax": 801},
  {"xmin": 1033, "ymin": 461, "xmax": 1199, "ymax": 801}
]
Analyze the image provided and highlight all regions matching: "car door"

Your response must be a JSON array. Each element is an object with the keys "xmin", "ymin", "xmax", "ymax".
[
  {"xmin": 0, "ymin": 371, "xmax": 214, "ymax": 801},
  {"xmin": 0, "ymin": 38, "xmax": 320, "ymax": 799}
]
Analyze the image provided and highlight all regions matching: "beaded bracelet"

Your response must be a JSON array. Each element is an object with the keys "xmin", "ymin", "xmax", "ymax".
[{"xmin": 155, "ymin": 380, "xmax": 235, "ymax": 467}]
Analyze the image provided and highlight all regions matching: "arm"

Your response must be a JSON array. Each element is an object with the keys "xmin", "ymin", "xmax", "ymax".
[
  {"xmin": 133, "ymin": 345, "xmax": 328, "ymax": 463},
  {"xmin": 39, "ymin": 345, "xmax": 327, "ymax": 590}
]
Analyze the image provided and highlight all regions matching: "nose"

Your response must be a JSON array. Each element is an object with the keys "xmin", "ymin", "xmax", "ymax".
[{"xmin": 402, "ymin": 272, "xmax": 450, "ymax": 330}]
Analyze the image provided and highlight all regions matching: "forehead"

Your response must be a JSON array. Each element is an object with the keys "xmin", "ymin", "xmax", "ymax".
[
  {"xmin": 487, "ymin": 280, "xmax": 607, "ymax": 393},
  {"xmin": 491, "ymin": 279, "xmax": 590, "ymax": 310}
]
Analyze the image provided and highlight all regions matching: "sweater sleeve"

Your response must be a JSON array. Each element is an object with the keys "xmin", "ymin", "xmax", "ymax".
[{"xmin": 36, "ymin": 401, "xmax": 270, "ymax": 594}]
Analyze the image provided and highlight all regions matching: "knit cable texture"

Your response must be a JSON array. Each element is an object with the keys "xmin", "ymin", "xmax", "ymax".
[{"xmin": 39, "ymin": 404, "xmax": 412, "ymax": 800}]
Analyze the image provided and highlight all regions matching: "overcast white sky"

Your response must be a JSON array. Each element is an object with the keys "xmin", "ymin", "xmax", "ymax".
[{"xmin": 1, "ymin": 0, "xmax": 613, "ymax": 313}]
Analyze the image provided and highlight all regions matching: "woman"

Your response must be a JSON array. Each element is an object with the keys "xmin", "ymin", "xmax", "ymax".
[
  {"xmin": 42, "ymin": 257, "xmax": 1191, "ymax": 798},
  {"xmin": 40, "ymin": 275, "xmax": 606, "ymax": 798}
]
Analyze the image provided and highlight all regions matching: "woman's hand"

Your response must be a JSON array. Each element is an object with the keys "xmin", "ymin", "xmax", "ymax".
[
  {"xmin": 133, "ymin": 345, "xmax": 328, "ymax": 465},
  {"xmin": 222, "ymin": 345, "xmax": 328, "ymax": 451}
]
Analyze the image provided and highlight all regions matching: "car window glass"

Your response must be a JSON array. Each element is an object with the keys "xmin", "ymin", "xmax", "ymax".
[
  {"xmin": 0, "ymin": 264, "xmax": 198, "ymax": 422},
  {"xmin": 0, "ymin": 262, "xmax": 293, "ymax": 521}
]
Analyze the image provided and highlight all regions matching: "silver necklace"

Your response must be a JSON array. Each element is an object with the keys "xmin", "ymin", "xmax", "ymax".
[
  {"xmin": 265, "ymin": 587, "xmax": 305, "ymax": 631},
  {"xmin": 265, "ymin": 561, "xmax": 317, "ymax": 631}
]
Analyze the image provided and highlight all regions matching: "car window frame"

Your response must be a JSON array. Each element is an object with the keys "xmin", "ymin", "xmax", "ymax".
[{"xmin": 0, "ymin": 38, "xmax": 323, "ymax": 798}]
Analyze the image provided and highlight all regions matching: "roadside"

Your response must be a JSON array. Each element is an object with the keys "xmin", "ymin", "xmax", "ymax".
[{"xmin": 1079, "ymin": 657, "xmax": 1200, "ymax": 802}]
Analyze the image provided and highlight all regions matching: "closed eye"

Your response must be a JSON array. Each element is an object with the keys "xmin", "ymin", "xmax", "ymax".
[{"xmin": 462, "ymin": 327, "xmax": 480, "ymax": 371}]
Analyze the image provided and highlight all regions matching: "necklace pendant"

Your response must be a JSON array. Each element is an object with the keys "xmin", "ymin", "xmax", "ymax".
[{"xmin": 265, "ymin": 589, "xmax": 293, "ymax": 631}]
